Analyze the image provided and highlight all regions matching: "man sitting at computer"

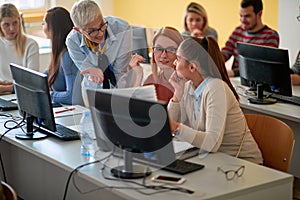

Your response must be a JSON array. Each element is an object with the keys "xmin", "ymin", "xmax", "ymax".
[
  {"xmin": 221, "ymin": 0, "xmax": 279, "ymax": 77},
  {"xmin": 291, "ymin": 51, "xmax": 300, "ymax": 85}
]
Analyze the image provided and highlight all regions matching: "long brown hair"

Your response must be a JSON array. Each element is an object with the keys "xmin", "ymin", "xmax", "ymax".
[
  {"xmin": 0, "ymin": 3, "xmax": 26, "ymax": 56},
  {"xmin": 204, "ymin": 36, "xmax": 239, "ymax": 101},
  {"xmin": 45, "ymin": 7, "xmax": 74, "ymax": 87}
]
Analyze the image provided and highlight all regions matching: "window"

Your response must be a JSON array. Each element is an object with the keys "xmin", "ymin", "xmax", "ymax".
[{"xmin": 0, "ymin": 0, "xmax": 46, "ymax": 11}]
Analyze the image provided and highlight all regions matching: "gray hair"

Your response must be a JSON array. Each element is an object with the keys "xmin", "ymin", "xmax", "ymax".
[{"xmin": 70, "ymin": 0, "xmax": 102, "ymax": 30}]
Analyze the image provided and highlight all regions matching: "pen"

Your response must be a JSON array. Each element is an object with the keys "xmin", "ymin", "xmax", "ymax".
[{"xmin": 55, "ymin": 107, "xmax": 75, "ymax": 114}]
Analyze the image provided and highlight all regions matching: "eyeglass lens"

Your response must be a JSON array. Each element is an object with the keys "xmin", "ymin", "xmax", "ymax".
[
  {"xmin": 88, "ymin": 21, "xmax": 108, "ymax": 37},
  {"xmin": 218, "ymin": 165, "xmax": 245, "ymax": 180},
  {"xmin": 153, "ymin": 47, "xmax": 177, "ymax": 55}
]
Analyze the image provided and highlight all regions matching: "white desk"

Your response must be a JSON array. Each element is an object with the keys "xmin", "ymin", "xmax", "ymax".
[
  {"xmin": 0, "ymin": 113, "xmax": 293, "ymax": 200},
  {"xmin": 231, "ymin": 77, "xmax": 300, "ymax": 177}
]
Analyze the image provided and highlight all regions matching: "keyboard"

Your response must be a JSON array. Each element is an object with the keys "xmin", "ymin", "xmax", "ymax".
[
  {"xmin": 0, "ymin": 98, "xmax": 18, "ymax": 111},
  {"xmin": 38, "ymin": 124, "xmax": 80, "ymax": 141},
  {"xmin": 162, "ymin": 159, "xmax": 205, "ymax": 175},
  {"xmin": 268, "ymin": 93, "xmax": 300, "ymax": 106}
]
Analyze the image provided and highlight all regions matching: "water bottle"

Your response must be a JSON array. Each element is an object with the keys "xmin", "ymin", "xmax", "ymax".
[{"xmin": 79, "ymin": 110, "xmax": 96, "ymax": 156}]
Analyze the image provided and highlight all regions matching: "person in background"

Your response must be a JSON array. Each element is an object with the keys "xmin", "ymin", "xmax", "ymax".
[
  {"xmin": 0, "ymin": 3, "xmax": 39, "ymax": 94},
  {"xmin": 182, "ymin": 2, "xmax": 218, "ymax": 41},
  {"xmin": 43, "ymin": 7, "xmax": 83, "ymax": 105},
  {"xmin": 291, "ymin": 51, "xmax": 300, "ymax": 85},
  {"xmin": 66, "ymin": 0, "xmax": 132, "ymax": 105},
  {"xmin": 125, "ymin": 26, "xmax": 183, "ymax": 102},
  {"xmin": 168, "ymin": 37, "xmax": 262, "ymax": 164},
  {"xmin": 222, "ymin": 0, "xmax": 279, "ymax": 77}
]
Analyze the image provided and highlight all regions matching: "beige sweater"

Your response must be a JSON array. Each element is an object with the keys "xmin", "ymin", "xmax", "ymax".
[{"xmin": 168, "ymin": 78, "xmax": 263, "ymax": 164}]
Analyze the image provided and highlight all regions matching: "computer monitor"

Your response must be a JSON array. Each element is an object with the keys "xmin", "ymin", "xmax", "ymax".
[
  {"xmin": 132, "ymin": 26, "xmax": 150, "ymax": 63},
  {"xmin": 86, "ymin": 89, "xmax": 176, "ymax": 179},
  {"xmin": 10, "ymin": 63, "xmax": 56, "ymax": 140},
  {"xmin": 237, "ymin": 42, "xmax": 292, "ymax": 104}
]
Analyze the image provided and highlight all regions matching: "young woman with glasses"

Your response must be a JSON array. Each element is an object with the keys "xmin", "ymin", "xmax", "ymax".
[
  {"xmin": 0, "ymin": 3, "xmax": 39, "ymax": 94},
  {"xmin": 123, "ymin": 26, "xmax": 184, "ymax": 103}
]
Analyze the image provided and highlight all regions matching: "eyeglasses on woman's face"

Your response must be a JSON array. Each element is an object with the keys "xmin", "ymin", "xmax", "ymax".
[
  {"xmin": 153, "ymin": 47, "xmax": 177, "ymax": 56},
  {"xmin": 87, "ymin": 21, "xmax": 108, "ymax": 37}
]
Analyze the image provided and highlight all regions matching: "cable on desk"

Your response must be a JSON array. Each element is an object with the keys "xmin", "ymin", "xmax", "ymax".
[
  {"xmin": 62, "ymin": 151, "xmax": 114, "ymax": 200},
  {"xmin": 98, "ymin": 149, "xmax": 194, "ymax": 196}
]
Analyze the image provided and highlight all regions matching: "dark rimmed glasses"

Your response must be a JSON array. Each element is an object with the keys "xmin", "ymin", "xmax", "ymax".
[
  {"xmin": 217, "ymin": 165, "xmax": 245, "ymax": 180},
  {"xmin": 153, "ymin": 47, "xmax": 177, "ymax": 56},
  {"xmin": 87, "ymin": 21, "xmax": 108, "ymax": 37},
  {"xmin": 297, "ymin": 15, "xmax": 300, "ymax": 22}
]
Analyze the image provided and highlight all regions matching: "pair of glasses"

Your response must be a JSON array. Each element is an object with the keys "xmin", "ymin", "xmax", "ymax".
[
  {"xmin": 297, "ymin": 16, "xmax": 300, "ymax": 22},
  {"xmin": 217, "ymin": 165, "xmax": 245, "ymax": 180},
  {"xmin": 153, "ymin": 47, "xmax": 177, "ymax": 55},
  {"xmin": 87, "ymin": 21, "xmax": 108, "ymax": 37}
]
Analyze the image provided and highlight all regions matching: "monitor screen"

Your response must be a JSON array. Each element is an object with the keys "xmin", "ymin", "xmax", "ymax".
[
  {"xmin": 237, "ymin": 42, "xmax": 292, "ymax": 104},
  {"xmin": 132, "ymin": 26, "xmax": 150, "ymax": 63},
  {"xmin": 10, "ymin": 63, "xmax": 56, "ymax": 139},
  {"xmin": 87, "ymin": 89, "xmax": 176, "ymax": 178}
]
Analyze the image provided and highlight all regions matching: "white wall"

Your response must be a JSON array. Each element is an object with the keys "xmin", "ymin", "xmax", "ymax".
[{"xmin": 278, "ymin": 0, "xmax": 300, "ymax": 65}]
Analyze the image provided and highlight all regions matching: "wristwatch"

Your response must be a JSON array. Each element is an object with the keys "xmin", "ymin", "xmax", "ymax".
[{"xmin": 172, "ymin": 125, "xmax": 181, "ymax": 137}]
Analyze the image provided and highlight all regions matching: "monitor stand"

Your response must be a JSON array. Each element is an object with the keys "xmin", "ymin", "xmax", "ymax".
[
  {"xmin": 15, "ymin": 116, "xmax": 48, "ymax": 140},
  {"xmin": 111, "ymin": 150, "xmax": 151, "ymax": 179},
  {"xmin": 248, "ymin": 84, "xmax": 277, "ymax": 104}
]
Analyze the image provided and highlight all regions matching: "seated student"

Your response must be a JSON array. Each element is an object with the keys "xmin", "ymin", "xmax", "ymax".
[
  {"xmin": 0, "ymin": 3, "xmax": 39, "ymax": 94},
  {"xmin": 221, "ymin": 0, "xmax": 279, "ymax": 77},
  {"xmin": 168, "ymin": 37, "xmax": 263, "ymax": 164},
  {"xmin": 121, "ymin": 26, "xmax": 183, "ymax": 103},
  {"xmin": 291, "ymin": 51, "xmax": 300, "ymax": 85},
  {"xmin": 43, "ymin": 7, "xmax": 83, "ymax": 105},
  {"xmin": 182, "ymin": 2, "xmax": 218, "ymax": 41}
]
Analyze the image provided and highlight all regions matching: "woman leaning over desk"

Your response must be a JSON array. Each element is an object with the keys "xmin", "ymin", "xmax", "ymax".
[
  {"xmin": 0, "ymin": 3, "xmax": 39, "ymax": 94},
  {"xmin": 168, "ymin": 37, "xmax": 262, "ymax": 164},
  {"xmin": 43, "ymin": 7, "xmax": 83, "ymax": 105}
]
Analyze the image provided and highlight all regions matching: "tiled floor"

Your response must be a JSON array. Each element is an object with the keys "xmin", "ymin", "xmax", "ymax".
[{"xmin": 294, "ymin": 177, "xmax": 300, "ymax": 200}]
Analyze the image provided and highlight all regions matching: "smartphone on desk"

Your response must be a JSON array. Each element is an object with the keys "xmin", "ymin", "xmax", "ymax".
[{"xmin": 151, "ymin": 175, "xmax": 186, "ymax": 185}]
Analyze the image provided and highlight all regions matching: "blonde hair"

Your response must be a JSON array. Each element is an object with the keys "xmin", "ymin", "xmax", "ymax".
[
  {"xmin": 151, "ymin": 26, "xmax": 183, "ymax": 83},
  {"xmin": 184, "ymin": 2, "xmax": 209, "ymax": 36},
  {"xmin": 0, "ymin": 3, "xmax": 26, "ymax": 57}
]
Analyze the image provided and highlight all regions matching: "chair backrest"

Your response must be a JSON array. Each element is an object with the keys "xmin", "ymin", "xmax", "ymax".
[
  {"xmin": 245, "ymin": 113, "xmax": 294, "ymax": 172},
  {"xmin": 1, "ymin": 181, "xmax": 17, "ymax": 200}
]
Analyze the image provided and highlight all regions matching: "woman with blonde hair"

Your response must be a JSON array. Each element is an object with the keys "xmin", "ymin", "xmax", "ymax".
[
  {"xmin": 182, "ymin": 2, "xmax": 218, "ymax": 41},
  {"xmin": 127, "ymin": 26, "xmax": 183, "ymax": 102},
  {"xmin": 0, "ymin": 3, "xmax": 39, "ymax": 94}
]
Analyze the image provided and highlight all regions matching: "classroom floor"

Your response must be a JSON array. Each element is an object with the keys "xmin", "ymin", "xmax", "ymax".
[{"xmin": 294, "ymin": 177, "xmax": 300, "ymax": 200}]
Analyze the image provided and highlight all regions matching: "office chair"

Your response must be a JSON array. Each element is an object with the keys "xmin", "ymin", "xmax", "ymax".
[
  {"xmin": 1, "ymin": 181, "xmax": 18, "ymax": 200},
  {"xmin": 132, "ymin": 26, "xmax": 150, "ymax": 63},
  {"xmin": 245, "ymin": 113, "xmax": 294, "ymax": 173}
]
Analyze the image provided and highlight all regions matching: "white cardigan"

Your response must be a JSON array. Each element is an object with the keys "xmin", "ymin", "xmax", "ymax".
[
  {"xmin": 168, "ymin": 78, "xmax": 263, "ymax": 164},
  {"xmin": 0, "ymin": 36, "xmax": 39, "ymax": 81}
]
